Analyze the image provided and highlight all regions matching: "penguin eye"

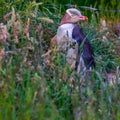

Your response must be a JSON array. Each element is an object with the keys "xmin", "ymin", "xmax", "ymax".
[
  {"xmin": 70, "ymin": 14, "xmax": 75, "ymax": 17},
  {"xmin": 71, "ymin": 14, "xmax": 78, "ymax": 18}
]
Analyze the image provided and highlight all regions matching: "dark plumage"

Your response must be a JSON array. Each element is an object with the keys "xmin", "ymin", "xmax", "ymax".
[{"xmin": 72, "ymin": 24, "xmax": 95, "ymax": 70}]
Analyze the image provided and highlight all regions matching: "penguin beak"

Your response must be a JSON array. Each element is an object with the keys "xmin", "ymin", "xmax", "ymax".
[{"xmin": 79, "ymin": 16, "xmax": 88, "ymax": 21}]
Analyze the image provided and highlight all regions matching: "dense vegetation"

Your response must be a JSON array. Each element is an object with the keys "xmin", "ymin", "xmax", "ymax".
[{"xmin": 0, "ymin": 0, "xmax": 120, "ymax": 120}]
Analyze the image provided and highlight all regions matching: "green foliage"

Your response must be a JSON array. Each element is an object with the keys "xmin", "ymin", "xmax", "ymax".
[{"xmin": 0, "ymin": 0, "xmax": 120, "ymax": 120}]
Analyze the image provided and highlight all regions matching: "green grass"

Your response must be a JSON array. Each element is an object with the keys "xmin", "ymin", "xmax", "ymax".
[{"xmin": 0, "ymin": 0, "xmax": 120, "ymax": 120}]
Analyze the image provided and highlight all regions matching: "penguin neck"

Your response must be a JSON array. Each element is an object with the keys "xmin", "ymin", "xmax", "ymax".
[
  {"xmin": 59, "ymin": 23, "xmax": 75, "ymax": 30},
  {"xmin": 59, "ymin": 23, "xmax": 75, "ymax": 39}
]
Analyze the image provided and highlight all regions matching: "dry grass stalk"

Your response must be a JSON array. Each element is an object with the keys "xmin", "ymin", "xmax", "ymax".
[
  {"xmin": 13, "ymin": 21, "xmax": 21, "ymax": 43},
  {"xmin": 4, "ymin": 12, "xmax": 12, "ymax": 21},
  {"xmin": 37, "ymin": 17, "xmax": 54, "ymax": 23},
  {"xmin": 0, "ymin": 48, "xmax": 4, "ymax": 61},
  {"xmin": 11, "ymin": 7, "xmax": 16, "ymax": 23},
  {"xmin": 23, "ymin": 18, "xmax": 30, "ymax": 39},
  {"xmin": 50, "ymin": 35, "xmax": 57, "ymax": 47},
  {"xmin": 0, "ymin": 23, "xmax": 9, "ymax": 42},
  {"xmin": 0, "ymin": 48, "xmax": 5, "ymax": 67},
  {"xmin": 36, "ymin": 23, "xmax": 43, "ymax": 39},
  {"xmin": 11, "ymin": 7, "xmax": 21, "ymax": 43}
]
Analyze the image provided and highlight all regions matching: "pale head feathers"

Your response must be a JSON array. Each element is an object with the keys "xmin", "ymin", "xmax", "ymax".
[{"xmin": 66, "ymin": 8, "xmax": 82, "ymax": 17}]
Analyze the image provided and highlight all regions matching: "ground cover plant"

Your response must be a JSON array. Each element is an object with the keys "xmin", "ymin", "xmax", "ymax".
[{"xmin": 0, "ymin": 0, "xmax": 120, "ymax": 120}]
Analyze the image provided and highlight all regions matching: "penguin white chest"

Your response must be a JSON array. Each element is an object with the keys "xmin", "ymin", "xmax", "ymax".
[{"xmin": 56, "ymin": 24, "xmax": 75, "ymax": 44}]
